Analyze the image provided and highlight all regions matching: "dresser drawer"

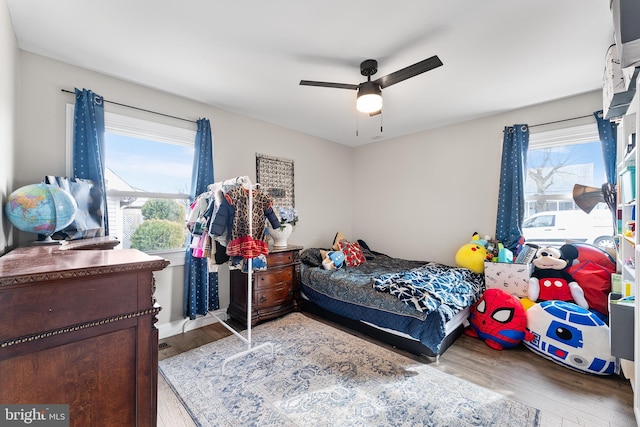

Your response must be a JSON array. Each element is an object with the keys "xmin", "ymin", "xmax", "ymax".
[
  {"xmin": 267, "ymin": 251, "xmax": 296, "ymax": 267},
  {"xmin": 254, "ymin": 266, "xmax": 294, "ymax": 290},
  {"xmin": 255, "ymin": 282, "xmax": 294, "ymax": 309},
  {"xmin": 0, "ymin": 274, "xmax": 139, "ymax": 342}
]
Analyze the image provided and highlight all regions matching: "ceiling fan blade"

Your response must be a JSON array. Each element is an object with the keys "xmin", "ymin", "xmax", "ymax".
[
  {"xmin": 373, "ymin": 55, "xmax": 443, "ymax": 89},
  {"xmin": 299, "ymin": 80, "xmax": 359, "ymax": 90}
]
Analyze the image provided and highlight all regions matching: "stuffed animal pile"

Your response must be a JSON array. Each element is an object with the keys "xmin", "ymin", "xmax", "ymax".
[{"xmin": 455, "ymin": 234, "xmax": 617, "ymax": 376}]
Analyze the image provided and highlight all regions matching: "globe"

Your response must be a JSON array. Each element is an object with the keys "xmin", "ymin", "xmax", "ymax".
[{"xmin": 5, "ymin": 183, "xmax": 78, "ymax": 238}]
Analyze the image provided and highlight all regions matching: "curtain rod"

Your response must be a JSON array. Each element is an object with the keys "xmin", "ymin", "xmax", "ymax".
[
  {"xmin": 529, "ymin": 114, "xmax": 593, "ymax": 129},
  {"xmin": 61, "ymin": 89, "xmax": 197, "ymax": 124}
]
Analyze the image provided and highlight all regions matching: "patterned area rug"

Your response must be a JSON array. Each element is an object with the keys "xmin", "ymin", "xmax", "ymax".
[{"xmin": 159, "ymin": 313, "xmax": 540, "ymax": 426}]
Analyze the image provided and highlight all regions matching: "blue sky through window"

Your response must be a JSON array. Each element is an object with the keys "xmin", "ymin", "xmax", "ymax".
[
  {"xmin": 526, "ymin": 141, "xmax": 606, "ymax": 193},
  {"xmin": 105, "ymin": 133, "xmax": 193, "ymax": 194}
]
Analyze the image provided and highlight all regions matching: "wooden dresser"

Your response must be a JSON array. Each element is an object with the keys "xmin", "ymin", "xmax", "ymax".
[
  {"xmin": 0, "ymin": 245, "xmax": 169, "ymax": 427},
  {"xmin": 227, "ymin": 245, "xmax": 303, "ymax": 326}
]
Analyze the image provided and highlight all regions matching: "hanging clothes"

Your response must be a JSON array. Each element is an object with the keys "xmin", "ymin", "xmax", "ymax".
[
  {"xmin": 225, "ymin": 186, "xmax": 275, "ymax": 259},
  {"xmin": 210, "ymin": 194, "xmax": 235, "ymax": 245},
  {"xmin": 188, "ymin": 176, "xmax": 281, "ymax": 270}
]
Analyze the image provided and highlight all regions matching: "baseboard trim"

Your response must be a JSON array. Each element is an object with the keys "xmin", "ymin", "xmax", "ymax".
[{"xmin": 158, "ymin": 309, "xmax": 228, "ymax": 339}]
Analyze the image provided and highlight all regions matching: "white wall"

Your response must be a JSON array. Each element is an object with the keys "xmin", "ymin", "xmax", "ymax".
[
  {"xmin": 16, "ymin": 52, "xmax": 353, "ymax": 334},
  {"xmin": 0, "ymin": 0, "xmax": 18, "ymax": 255},
  {"xmin": 352, "ymin": 91, "xmax": 603, "ymax": 265}
]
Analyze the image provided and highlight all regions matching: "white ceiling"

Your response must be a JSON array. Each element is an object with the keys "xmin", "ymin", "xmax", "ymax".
[{"xmin": 6, "ymin": 1, "xmax": 614, "ymax": 147}]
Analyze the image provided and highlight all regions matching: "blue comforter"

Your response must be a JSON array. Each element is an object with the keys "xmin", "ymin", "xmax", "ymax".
[
  {"xmin": 299, "ymin": 247, "xmax": 485, "ymax": 355},
  {"xmin": 374, "ymin": 263, "xmax": 483, "ymax": 318}
]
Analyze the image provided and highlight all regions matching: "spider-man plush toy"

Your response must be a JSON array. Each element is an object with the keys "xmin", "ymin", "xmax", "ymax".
[{"xmin": 465, "ymin": 288, "xmax": 533, "ymax": 350}]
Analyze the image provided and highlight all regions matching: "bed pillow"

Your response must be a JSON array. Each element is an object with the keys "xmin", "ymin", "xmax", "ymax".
[
  {"xmin": 299, "ymin": 248, "xmax": 325, "ymax": 266},
  {"xmin": 338, "ymin": 240, "xmax": 366, "ymax": 267},
  {"xmin": 332, "ymin": 231, "xmax": 347, "ymax": 251}
]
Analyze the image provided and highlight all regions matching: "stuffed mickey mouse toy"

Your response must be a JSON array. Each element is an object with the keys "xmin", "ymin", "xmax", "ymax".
[{"xmin": 527, "ymin": 244, "xmax": 589, "ymax": 309}]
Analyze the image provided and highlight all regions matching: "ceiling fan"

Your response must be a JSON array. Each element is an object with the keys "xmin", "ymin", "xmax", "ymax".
[{"xmin": 299, "ymin": 55, "xmax": 443, "ymax": 115}]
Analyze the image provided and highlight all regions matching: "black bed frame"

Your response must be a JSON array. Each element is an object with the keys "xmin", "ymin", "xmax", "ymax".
[{"xmin": 301, "ymin": 299, "xmax": 465, "ymax": 361}]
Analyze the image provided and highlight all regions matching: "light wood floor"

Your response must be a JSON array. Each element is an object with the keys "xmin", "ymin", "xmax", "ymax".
[{"xmin": 157, "ymin": 312, "xmax": 636, "ymax": 427}]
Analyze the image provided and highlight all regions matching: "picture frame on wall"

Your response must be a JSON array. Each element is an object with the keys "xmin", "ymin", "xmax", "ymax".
[{"xmin": 256, "ymin": 153, "xmax": 295, "ymax": 208}]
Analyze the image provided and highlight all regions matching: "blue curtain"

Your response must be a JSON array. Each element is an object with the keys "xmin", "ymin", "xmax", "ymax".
[
  {"xmin": 184, "ymin": 118, "xmax": 217, "ymax": 319},
  {"xmin": 495, "ymin": 124, "xmax": 529, "ymax": 252},
  {"xmin": 594, "ymin": 110, "xmax": 618, "ymax": 185},
  {"xmin": 594, "ymin": 110, "xmax": 618, "ymax": 231},
  {"xmin": 73, "ymin": 88, "xmax": 108, "ymax": 236}
]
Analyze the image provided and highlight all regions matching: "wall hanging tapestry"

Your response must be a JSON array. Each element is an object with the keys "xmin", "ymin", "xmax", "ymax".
[{"xmin": 256, "ymin": 153, "xmax": 295, "ymax": 208}]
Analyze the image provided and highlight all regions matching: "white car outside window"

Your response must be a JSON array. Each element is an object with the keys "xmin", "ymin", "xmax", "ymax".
[{"xmin": 522, "ymin": 210, "xmax": 615, "ymax": 248}]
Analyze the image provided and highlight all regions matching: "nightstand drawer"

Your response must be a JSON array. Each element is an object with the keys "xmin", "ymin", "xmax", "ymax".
[
  {"xmin": 255, "ymin": 266, "xmax": 293, "ymax": 289},
  {"xmin": 267, "ymin": 251, "xmax": 296, "ymax": 267},
  {"xmin": 256, "ymin": 282, "xmax": 294, "ymax": 309}
]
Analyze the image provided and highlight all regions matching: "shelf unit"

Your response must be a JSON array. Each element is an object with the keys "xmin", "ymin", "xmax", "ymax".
[
  {"xmin": 634, "ymin": 78, "xmax": 640, "ymax": 423},
  {"xmin": 619, "ymin": 139, "xmax": 636, "ymax": 287},
  {"xmin": 615, "ymin": 77, "xmax": 640, "ymax": 421}
]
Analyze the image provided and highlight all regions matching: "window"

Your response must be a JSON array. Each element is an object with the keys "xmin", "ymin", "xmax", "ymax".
[
  {"xmin": 523, "ymin": 123, "xmax": 615, "ymax": 248},
  {"xmin": 66, "ymin": 105, "xmax": 196, "ymax": 261}
]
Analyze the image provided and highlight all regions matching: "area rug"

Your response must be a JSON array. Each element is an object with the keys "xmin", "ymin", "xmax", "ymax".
[{"xmin": 159, "ymin": 313, "xmax": 540, "ymax": 426}]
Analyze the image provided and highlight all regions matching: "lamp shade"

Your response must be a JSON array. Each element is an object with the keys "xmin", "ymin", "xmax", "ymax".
[{"xmin": 357, "ymin": 82, "xmax": 382, "ymax": 113}]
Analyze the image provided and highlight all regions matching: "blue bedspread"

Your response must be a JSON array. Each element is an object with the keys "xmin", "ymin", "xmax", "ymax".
[
  {"xmin": 299, "ymin": 247, "xmax": 484, "ymax": 355},
  {"xmin": 374, "ymin": 263, "xmax": 483, "ymax": 318}
]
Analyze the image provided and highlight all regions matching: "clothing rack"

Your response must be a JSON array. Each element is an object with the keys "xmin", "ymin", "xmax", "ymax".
[{"xmin": 210, "ymin": 177, "xmax": 274, "ymax": 373}]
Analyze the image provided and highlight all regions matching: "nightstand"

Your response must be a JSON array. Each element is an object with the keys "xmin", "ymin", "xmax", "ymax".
[{"xmin": 227, "ymin": 245, "xmax": 303, "ymax": 326}]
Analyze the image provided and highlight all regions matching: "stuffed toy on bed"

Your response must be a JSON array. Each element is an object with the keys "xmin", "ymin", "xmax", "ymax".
[
  {"xmin": 320, "ymin": 250, "xmax": 345, "ymax": 270},
  {"xmin": 528, "ymin": 244, "xmax": 589, "ymax": 309},
  {"xmin": 465, "ymin": 288, "xmax": 533, "ymax": 350}
]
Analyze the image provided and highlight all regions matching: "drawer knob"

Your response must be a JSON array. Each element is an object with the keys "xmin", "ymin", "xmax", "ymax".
[{"xmin": 259, "ymin": 295, "xmax": 267, "ymax": 303}]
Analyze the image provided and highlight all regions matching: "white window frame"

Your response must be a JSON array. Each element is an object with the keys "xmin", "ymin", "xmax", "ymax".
[
  {"xmin": 524, "ymin": 122, "xmax": 614, "ymax": 247},
  {"xmin": 65, "ymin": 104, "xmax": 197, "ymax": 266},
  {"xmin": 529, "ymin": 123, "xmax": 600, "ymax": 149}
]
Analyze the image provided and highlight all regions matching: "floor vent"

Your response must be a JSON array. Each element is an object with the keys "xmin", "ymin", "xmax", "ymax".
[{"xmin": 158, "ymin": 342, "xmax": 170, "ymax": 350}]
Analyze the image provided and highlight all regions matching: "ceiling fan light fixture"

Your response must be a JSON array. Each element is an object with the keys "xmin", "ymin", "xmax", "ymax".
[{"xmin": 356, "ymin": 82, "xmax": 382, "ymax": 113}]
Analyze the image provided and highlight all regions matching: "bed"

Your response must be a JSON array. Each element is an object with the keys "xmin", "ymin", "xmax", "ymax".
[{"xmin": 299, "ymin": 243, "xmax": 485, "ymax": 359}]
